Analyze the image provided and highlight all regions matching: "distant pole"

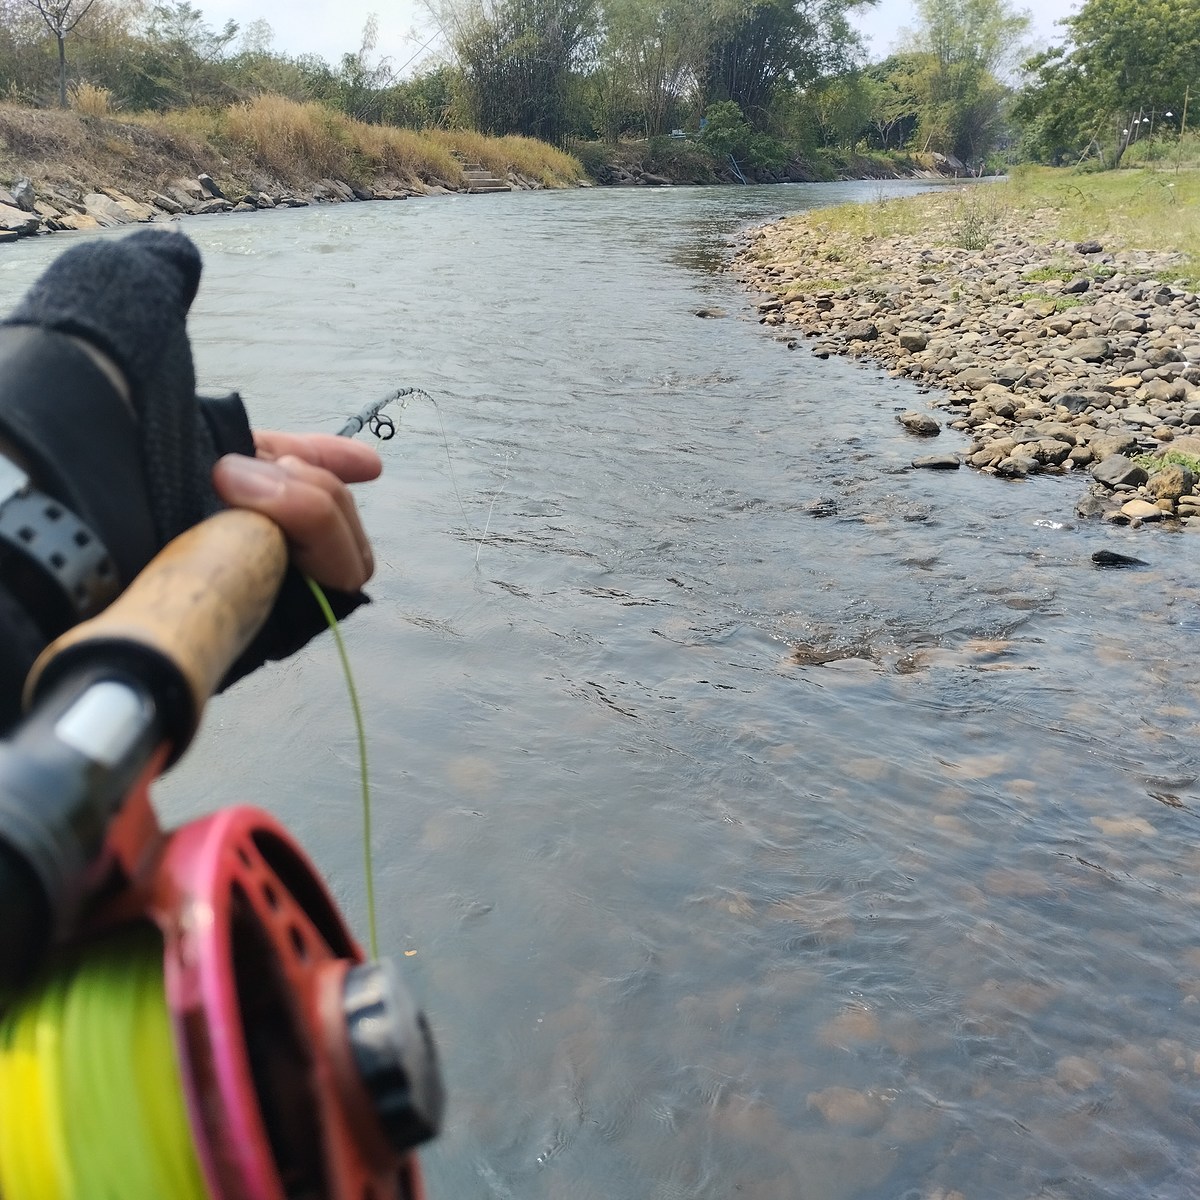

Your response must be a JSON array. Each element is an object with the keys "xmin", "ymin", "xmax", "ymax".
[{"xmin": 1178, "ymin": 86, "xmax": 1191, "ymax": 175}]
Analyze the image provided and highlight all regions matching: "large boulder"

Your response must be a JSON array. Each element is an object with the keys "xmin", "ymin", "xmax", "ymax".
[
  {"xmin": 1091, "ymin": 454, "xmax": 1148, "ymax": 489},
  {"xmin": 0, "ymin": 202, "xmax": 39, "ymax": 235},
  {"xmin": 10, "ymin": 178, "xmax": 36, "ymax": 212},
  {"xmin": 899, "ymin": 410, "xmax": 940, "ymax": 435}
]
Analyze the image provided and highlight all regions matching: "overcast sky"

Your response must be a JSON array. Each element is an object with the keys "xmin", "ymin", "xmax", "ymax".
[{"xmin": 198, "ymin": 0, "xmax": 1080, "ymax": 76}]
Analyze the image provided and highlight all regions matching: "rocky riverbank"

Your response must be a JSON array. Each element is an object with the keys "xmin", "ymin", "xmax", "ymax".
[
  {"xmin": 0, "ymin": 166, "xmax": 554, "ymax": 240},
  {"xmin": 734, "ymin": 187, "xmax": 1200, "ymax": 530}
]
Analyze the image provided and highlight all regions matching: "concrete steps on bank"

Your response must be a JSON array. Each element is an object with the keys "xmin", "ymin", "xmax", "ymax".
[{"xmin": 455, "ymin": 156, "xmax": 512, "ymax": 194}]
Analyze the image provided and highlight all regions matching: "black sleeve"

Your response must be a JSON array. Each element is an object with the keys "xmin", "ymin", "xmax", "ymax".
[{"xmin": 0, "ymin": 585, "xmax": 50, "ymax": 737}]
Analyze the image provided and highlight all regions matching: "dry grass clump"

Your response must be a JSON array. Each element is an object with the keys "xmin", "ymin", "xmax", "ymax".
[
  {"xmin": 356, "ymin": 123, "xmax": 462, "ymax": 185},
  {"xmin": 70, "ymin": 83, "xmax": 114, "ymax": 117},
  {"xmin": 218, "ymin": 97, "xmax": 580, "ymax": 189},
  {"xmin": 429, "ymin": 128, "xmax": 582, "ymax": 185},
  {"xmin": 0, "ymin": 94, "xmax": 583, "ymax": 202},
  {"xmin": 223, "ymin": 95, "xmax": 357, "ymax": 183}
]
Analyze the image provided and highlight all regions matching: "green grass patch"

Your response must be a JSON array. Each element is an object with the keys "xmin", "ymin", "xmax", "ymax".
[
  {"xmin": 1015, "ymin": 292, "xmax": 1088, "ymax": 311},
  {"xmin": 798, "ymin": 167, "xmax": 1200, "ymax": 287},
  {"xmin": 1022, "ymin": 264, "xmax": 1077, "ymax": 282},
  {"xmin": 1133, "ymin": 449, "xmax": 1200, "ymax": 474}
]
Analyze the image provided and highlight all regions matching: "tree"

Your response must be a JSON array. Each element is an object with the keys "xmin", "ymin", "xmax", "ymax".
[
  {"xmin": 862, "ymin": 54, "xmax": 923, "ymax": 149},
  {"xmin": 901, "ymin": 0, "xmax": 1030, "ymax": 163},
  {"xmin": 436, "ymin": 0, "xmax": 597, "ymax": 142},
  {"xmin": 1014, "ymin": 0, "xmax": 1200, "ymax": 166},
  {"xmin": 139, "ymin": 1, "xmax": 238, "ymax": 107},
  {"xmin": 598, "ymin": 0, "xmax": 706, "ymax": 137},
  {"xmin": 22, "ymin": 0, "xmax": 95, "ymax": 105},
  {"xmin": 335, "ymin": 15, "xmax": 396, "ymax": 122},
  {"xmin": 701, "ymin": 0, "xmax": 871, "ymax": 126}
]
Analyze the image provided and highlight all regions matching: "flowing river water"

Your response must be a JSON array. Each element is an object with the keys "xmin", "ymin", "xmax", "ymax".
[{"xmin": 3, "ymin": 182, "xmax": 1199, "ymax": 1199}]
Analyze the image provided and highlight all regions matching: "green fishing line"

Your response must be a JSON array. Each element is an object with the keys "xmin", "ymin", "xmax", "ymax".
[{"xmin": 305, "ymin": 575, "xmax": 379, "ymax": 960}]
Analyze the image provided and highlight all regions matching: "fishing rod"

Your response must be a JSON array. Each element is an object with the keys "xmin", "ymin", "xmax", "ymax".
[
  {"xmin": 0, "ymin": 392, "xmax": 443, "ymax": 1200},
  {"xmin": 337, "ymin": 388, "xmax": 428, "ymax": 441}
]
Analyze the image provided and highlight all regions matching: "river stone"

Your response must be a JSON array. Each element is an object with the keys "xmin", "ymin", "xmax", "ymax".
[
  {"xmin": 1142, "ymin": 378, "xmax": 1188, "ymax": 403},
  {"xmin": 1111, "ymin": 313, "xmax": 1148, "ymax": 333},
  {"xmin": 197, "ymin": 172, "xmax": 225, "ymax": 199},
  {"xmin": 96, "ymin": 191, "xmax": 152, "ymax": 222},
  {"xmin": 1121, "ymin": 498, "xmax": 1163, "ymax": 521},
  {"xmin": 150, "ymin": 191, "xmax": 183, "ymax": 214},
  {"xmin": 844, "ymin": 320, "xmax": 879, "ymax": 341},
  {"xmin": 996, "ymin": 454, "xmax": 1039, "ymax": 477},
  {"xmin": 694, "ymin": 307, "xmax": 727, "ymax": 318},
  {"xmin": 1075, "ymin": 239, "xmax": 1104, "ymax": 254},
  {"xmin": 54, "ymin": 210, "xmax": 99, "ymax": 231},
  {"xmin": 1062, "ymin": 277, "xmax": 1090, "ymax": 294},
  {"xmin": 1147, "ymin": 463, "xmax": 1196, "ymax": 499},
  {"xmin": 898, "ymin": 329, "xmax": 928, "ymax": 352},
  {"xmin": 912, "ymin": 453, "xmax": 960, "ymax": 469},
  {"xmin": 1092, "ymin": 549, "xmax": 1149, "ymax": 567},
  {"xmin": 0, "ymin": 202, "xmax": 39, "ymax": 234},
  {"xmin": 1163, "ymin": 434, "xmax": 1200, "ymax": 458},
  {"xmin": 10, "ymin": 178, "xmax": 35, "ymax": 212},
  {"xmin": 83, "ymin": 194, "xmax": 132, "ymax": 226},
  {"xmin": 954, "ymin": 367, "xmax": 993, "ymax": 390},
  {"xmin": 1089, "ymin": 432, "xmax": 1139, "ymax": 461},
  {"xmin": 993, "ymin": 363, "xmax": 1027, "ymax": 387},
  {"xmin": 194, "ymin": 197, "xmax": 233, "ymax": 214},
  {"xmin": 1077, "ymin": 492, "xmax": 1110, "ymax": 518},
  {"xmin": 1063, "ymin": 337, "xmax": 1111, "ymax": 362},
  {"xmin": 899, "ymin": 411, "xmax": 940, "ymax": 435},
  {"xmin": 1092, "ymin": 454, "xmax": 1148, "ymax": 488},
  {"xmin": 1034, "ymin": 438, "xmax": 1072, "ymax": 465},
  {"xmin": 1101, "ymin": 376, "xmax": 1143, "ymax": 394}
]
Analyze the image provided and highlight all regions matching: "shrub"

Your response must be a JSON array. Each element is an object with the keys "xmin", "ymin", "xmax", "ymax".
[{"xmin": 71, "ymin": 84, "xmax": 114, "ymax": 118}]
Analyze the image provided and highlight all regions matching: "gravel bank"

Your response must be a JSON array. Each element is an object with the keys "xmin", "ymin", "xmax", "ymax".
[{"xmin": 734, "ymin": 190, "xmax": 1200, "ymax": 529}]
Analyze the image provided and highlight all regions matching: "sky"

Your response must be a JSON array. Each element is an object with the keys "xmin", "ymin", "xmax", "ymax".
[{"xmin": 196, "ymin": 0, "xmax": 1081, "ymax": 76}]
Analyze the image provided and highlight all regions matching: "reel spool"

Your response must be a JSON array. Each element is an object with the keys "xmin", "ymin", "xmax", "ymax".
[{"xmin": 0, "ymin": 794, "xmax": 442, "ymax": 1200}]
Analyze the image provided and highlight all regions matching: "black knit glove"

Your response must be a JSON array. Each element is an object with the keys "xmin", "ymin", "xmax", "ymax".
[
  {"xmin": 0, "ymin": 229, "xmax": 363, "ymax": 732},
  {"xmin": 3, "ymin": 228, "xmax": 248, "ymax": 546}
]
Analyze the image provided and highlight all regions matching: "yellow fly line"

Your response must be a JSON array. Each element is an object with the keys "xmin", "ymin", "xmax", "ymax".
[{"xmin": 0, "ymin": 925, "xmax": 209, "ymax": 1200}]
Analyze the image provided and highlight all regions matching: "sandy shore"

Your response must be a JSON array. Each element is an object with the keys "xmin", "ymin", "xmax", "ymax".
[{"xmin": 734, "ymin": 190, "xmax": 1200, "ymax": 530}]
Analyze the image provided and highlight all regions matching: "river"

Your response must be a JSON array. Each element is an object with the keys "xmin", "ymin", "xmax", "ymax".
[{"xmin": 2, "ymin": 181, "xmax": 1199, "ymax": 1200}]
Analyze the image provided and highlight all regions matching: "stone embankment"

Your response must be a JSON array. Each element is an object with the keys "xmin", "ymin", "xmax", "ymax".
[
  {"xmin": 0, "ymin": 166, "xmax": 545, "ymax": 241},
  {"xmin": 735, "ymin": 200, "xmax": 1200, "ymax": 529}
]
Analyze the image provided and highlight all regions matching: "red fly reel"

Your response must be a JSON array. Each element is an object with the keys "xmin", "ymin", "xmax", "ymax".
[{"xmin": 95, "ymin": 784, "xmax": 441, "ymax": 1200}]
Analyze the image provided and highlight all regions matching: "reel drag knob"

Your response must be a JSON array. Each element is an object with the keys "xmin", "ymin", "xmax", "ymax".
[{"xmin": 340, "ymin": 960, "xmax": 445, "ymax": 1155}]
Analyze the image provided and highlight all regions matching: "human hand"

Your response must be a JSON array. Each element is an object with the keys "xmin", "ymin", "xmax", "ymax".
[{"xmin": 212, "ymin": 432, "xmax": 382, "ymax": 593}]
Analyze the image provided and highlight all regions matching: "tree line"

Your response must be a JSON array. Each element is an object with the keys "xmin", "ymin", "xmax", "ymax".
[{"xmin": 0, "ymin": 0, "xmax": 1196, "ymax": 171}]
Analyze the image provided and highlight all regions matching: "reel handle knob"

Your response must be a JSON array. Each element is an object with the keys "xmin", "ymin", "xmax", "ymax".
[{"xmin": 341, "ymin": 960, "xmax": 445, "ymax": 1156}]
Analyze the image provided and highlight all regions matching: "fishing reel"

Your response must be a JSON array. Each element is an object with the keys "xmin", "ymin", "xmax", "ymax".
[{"xmin": 0, "ymin": 511, "xmax": 443, "ymax": 1199}]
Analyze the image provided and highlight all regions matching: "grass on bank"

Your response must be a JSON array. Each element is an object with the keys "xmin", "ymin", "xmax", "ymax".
[
  {"xmin": 802, "ymin": 162, "xmax": 1200, "ymax": 287},
  {"xmin": 0, "ymin": 94, "xmax": 583, "ymax": 199}
]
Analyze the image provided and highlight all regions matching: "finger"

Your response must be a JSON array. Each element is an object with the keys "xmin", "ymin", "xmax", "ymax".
[
  {"xmin": 273, "ymin": 453, "xmax": 375, "ymax": 582},
  {"xmin": 253, "ymin": 430, "xmax": 382, "ymax": 483},
  {"xmin": 212, "ymin": 454, "xmax": 373, "ymax": 591}
]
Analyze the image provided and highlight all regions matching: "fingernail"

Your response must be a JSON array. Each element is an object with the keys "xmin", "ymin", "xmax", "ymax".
[{"xmin": 216, "ymin": 454, "xmax": 287, "ymax": 500}]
